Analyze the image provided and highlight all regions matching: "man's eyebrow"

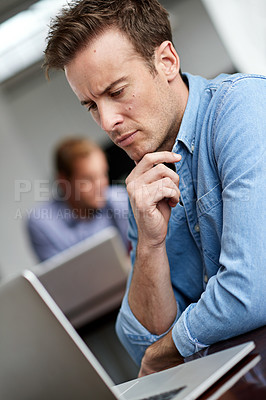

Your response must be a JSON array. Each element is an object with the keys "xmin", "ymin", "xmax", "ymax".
[{"xmin": 80, "ymin": 76, "xmax": 127, "ymax": 106}]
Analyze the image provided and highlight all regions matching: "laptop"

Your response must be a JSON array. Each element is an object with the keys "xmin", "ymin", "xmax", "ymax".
[
  {"xmin": 0, "ymin": 269, "xmax": 256, "ymax": 400},
  {"xmin": 33, "ymin": 226, "xmax": 131, "ymax": 327}
]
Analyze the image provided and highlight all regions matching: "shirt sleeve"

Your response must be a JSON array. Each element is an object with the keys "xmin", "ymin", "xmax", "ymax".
[
  {"xmin": 107, "ymin": 185, "xmax": 130, "ymax": 251},
  {"xmin": 26, "ymin": 214, "xmax": 60, "ymax": 262},
  {"xmin": 116, "ymin": 76, "xmax": 266, "ymax": 361},
  {"xmin": 172, "ymin": 75, "xmax": 266, "ymax": 356}
]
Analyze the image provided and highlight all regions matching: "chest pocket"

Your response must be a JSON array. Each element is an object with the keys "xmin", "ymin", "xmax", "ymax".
[
  {"xmin": 196, "ymin": 183, "xmax": 223, "ymax": 269},
  {"xmin": 171, "ymin": 202, "xmax": 187, "ymax": 223}
]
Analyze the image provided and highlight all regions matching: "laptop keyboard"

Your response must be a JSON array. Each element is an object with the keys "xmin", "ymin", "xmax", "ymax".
[{"xmin": 139, "ymin": 386, "xmax": 186, "ymax": 400}]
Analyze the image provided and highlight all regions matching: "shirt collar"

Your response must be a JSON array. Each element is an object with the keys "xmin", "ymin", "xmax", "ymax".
[
  {"xmin": 52, "ymin": 200, "xmax": 85, "ymax": 226},
  {"xmin": 172, "ymin": 73, "xmax": 208, "ymax": 154},
  {"xmin": 55, "ymin": 199, "xmax": 106, "ymax": 226}
]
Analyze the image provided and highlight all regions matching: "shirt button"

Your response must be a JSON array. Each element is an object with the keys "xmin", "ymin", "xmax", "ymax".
[
  {"xmin": 204, "ymin": 274, "xmax": 208, "ymax": 283},
  {"xmin": 194, "ymin": 223, "xmax": 200, "ymax": 232},
  {"xmin": 191, "ymin": 144, "xmax": 195, "ymax": 153}
]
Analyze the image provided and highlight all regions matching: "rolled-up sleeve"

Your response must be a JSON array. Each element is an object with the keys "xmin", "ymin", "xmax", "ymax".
[
  {"xmin": 116, "ymin": 284, "xmax": 181, "ymax": 365},
  {"xmin": 172, "ymin": 76, "xmax": 266, "ymax": 356}
]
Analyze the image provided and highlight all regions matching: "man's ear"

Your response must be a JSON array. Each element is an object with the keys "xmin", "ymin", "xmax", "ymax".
[{"xmin": 155, "ymin": 41, "xmax": 180, "ymax": 82}]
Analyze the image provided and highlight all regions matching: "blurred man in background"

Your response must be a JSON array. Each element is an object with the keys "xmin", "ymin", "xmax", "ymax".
[{"xmin": 27, "ymin": 137, "xmax": 129, "ymax": 261}]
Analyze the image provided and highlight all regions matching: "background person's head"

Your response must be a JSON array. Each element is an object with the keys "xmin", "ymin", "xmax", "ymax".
[
  {"xmin": 44, "ymin": 0, "xmax": 173, "ymax": 77},
  {"xmin": 55, "ymin": 137, "xmax": 109, "ymax": 213}
]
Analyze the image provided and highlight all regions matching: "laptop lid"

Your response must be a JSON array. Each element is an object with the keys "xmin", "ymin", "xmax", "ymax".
[
  {"xmin": 0, "ymin": 270, "xmax": 256, "ymax": 400},
  {"xmin": 0, "ymin": 270, "xmax": 117, "ymax": 400},
  {"xmin": 33, "ymin": 226, "xmax": 130, "ymax": 327}
]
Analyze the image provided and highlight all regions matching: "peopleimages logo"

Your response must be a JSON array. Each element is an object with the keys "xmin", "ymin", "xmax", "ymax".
[
  {"xmin": 14, "ymin": 179, "xmax": 85, "ymax": 202},
  {"xmin": 14, "ymin": 178, "xmax": 126, "ymax": 202},
  {"xmin": 15, "ymin": 180, "xmax": 50, "ymax": 202},
  {"xmin": 13, "ymin": 178, "xmax": 129, "ymax": 220},
  {"xmin": 15, "ymin": 178, "xmax": 176, "ymax": 203}
]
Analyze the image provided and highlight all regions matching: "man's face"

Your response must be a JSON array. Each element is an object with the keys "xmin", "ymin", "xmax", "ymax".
[
  {"xmin": 65, "ymin": 29, "xmax": 183, "ymax": 162},
  {"xmin": 68, "ymin": 151, "xmax": 109, "ymax": 210}
]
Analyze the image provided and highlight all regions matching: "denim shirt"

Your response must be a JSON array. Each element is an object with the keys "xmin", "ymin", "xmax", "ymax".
[{"xmin": 116, "ymin": 72, "xmax": 266, "ymax": 364}]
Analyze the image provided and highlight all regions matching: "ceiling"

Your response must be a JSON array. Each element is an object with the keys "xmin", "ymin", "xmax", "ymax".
[
  {"xmin": 0, "ymin": 0, "xmax": 183, "ymax": 23},
  {"xmin": 0, "ymin": 0, "xmax": 68, "ymax": 83},
  {"xmin": 1, "ymin": 0, "xmax": 265, "ymax": 80},
  {"xmin": 0, "ymin": 0, "xmax": 38, "ymax": 23},
  {"xmin": 202, "ymin": 0, "xmax": 266, "ymax": 75}
]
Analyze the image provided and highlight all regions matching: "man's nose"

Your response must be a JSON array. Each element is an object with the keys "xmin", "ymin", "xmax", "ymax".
[{"xmin": 98, "ymin": 101, "xmax": 123, "ymax": 132}]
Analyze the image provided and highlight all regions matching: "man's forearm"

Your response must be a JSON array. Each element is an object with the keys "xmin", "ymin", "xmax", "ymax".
[{"xmin": 128, "ymin": 240, "xmax": 177, "ymax": 335}]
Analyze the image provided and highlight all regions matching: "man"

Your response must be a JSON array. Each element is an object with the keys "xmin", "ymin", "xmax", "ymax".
[
  {"xmin": 27, "ymin": 137, "xmax": 129, "ymax": 261},
  {"xmin": 43, "ymin": 0, "xmax": 266, "ymax": 376}
]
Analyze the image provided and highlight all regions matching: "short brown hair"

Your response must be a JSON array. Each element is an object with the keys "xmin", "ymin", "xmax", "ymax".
[
  {"xmin": 43, "ymin": 0, "xmax": 172, "ymax": 77},
  {"xmin": 55, "ymin": 137, "xmax": 103, "ymax": 178}
]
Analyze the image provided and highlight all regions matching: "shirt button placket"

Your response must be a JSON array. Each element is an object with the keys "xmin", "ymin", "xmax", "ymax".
[{"xmin": 194, "ymin": 223, "xmax": 200, "ymax": 233}]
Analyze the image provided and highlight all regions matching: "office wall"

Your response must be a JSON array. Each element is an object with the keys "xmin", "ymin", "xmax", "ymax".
[
  {"xmin": 0, "ymin": 0, "xmax": 234, "ymax": 280},
  {"xmin": 0, "ymin": 90, "xmax": 39, "ymax": 278}
]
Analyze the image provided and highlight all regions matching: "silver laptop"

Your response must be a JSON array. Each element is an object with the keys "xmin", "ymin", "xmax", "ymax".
[
  {"xmin": 33, "ymin": 226, "xmax": 130, "ymax": 327},
  {"xmin": 0, "ymin": 269, "xmax": 256, "ymax": 400}
]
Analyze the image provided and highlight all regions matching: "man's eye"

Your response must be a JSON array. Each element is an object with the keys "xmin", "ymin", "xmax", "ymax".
[
  {"xmin": 110, "ymin": 88, "xmax": 124, "ymax": 98},
  {"xmin": 88, "ymin": 102, "xmax": 97, "ymax": 112}
]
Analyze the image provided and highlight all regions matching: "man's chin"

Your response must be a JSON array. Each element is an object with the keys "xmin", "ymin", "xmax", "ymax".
[
  {"xmin": 93, "ymin": 199, "xmax": 107, "ymax": 210},
  {"xmin": 123, "ymin": 146, "xmax": 146, "ymax": 164}
]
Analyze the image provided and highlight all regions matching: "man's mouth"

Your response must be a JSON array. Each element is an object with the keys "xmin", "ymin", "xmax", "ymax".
[{"xmin": 115, "ymin": 131, "xmax": 137, "ymax": 147}]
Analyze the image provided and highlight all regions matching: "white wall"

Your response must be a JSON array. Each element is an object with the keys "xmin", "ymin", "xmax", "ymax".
[
  {"xmin": 0, "ymin": 0, "xmax": 234, "ymax": 280},
  {"xmin": 170, "ymin": 0, "xmax": 234, "ymax": 77},
  {"xmin": 0, "ymin": 89, "xmax": 40, "ymax": 278}
]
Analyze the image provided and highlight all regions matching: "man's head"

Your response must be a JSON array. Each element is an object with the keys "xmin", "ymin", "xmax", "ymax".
[
  {"xmin": 55, "ymin": 137, "xmax": 109, "ymax": 213},
  {"xmin": 44, "ymin": 0, "xmax": 172, "ymax": 77},
  {"xmin": 45, "ymin": 1, "xmax": 188, "ymax": 162}
]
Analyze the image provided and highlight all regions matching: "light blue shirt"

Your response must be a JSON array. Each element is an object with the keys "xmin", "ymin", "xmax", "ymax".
[
  {"xmin": 116, "ymin": 73, "xmax": 266, "ymax": 364},
  {"xmin": 27, "ymin": 185, "xmax": 129, "ymax": 262}
]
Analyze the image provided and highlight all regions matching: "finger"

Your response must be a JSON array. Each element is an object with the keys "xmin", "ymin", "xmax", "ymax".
[
  {"xmin": 151, "ymin": 181, "xmax": 180, "ymax": 207},
  {"xmin": 141, "ymin": 151, "xmax": 181, "ymax": 169},
  {"xmin": 126, "ymin": 151, "xmax": 181, "ymax": 182},
  {"xmin": 134, "ymin": 178, "xmax": 180, "ymax": 209},
  {"xmin": 138, "ymin": 163, "xmax": 180, "ymax": 187},
  {"xmin": 127, "ymin": 164, "xmax": 180, "ymax": 204}
]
